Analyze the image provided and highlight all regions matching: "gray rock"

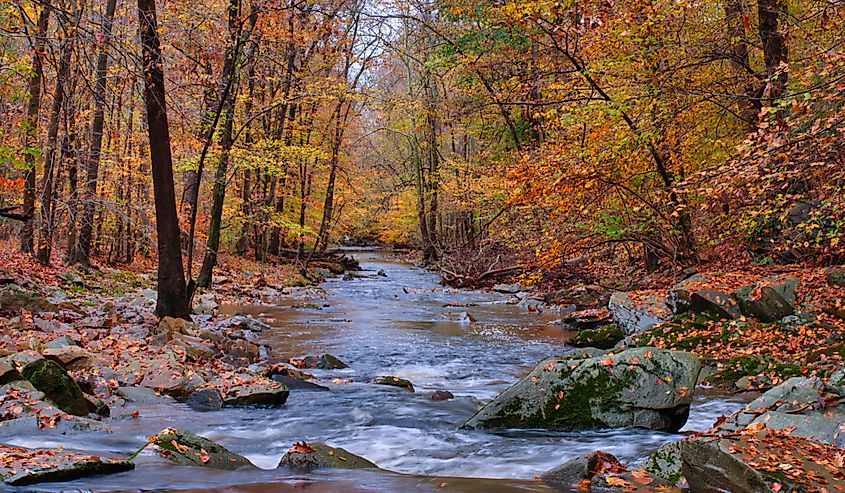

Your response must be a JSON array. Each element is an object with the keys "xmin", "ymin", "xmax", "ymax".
[
  {"xmin": 116, "ymin": 386, "xmax": 175, "ymax": 404},
  {"xmin": 430, "ymin": 390, "xmax": 454, "ymax": 401},
  {"xmin": 187, "ymin": 389, "xmax": 223, "ymax": 412},
  {"xmin": 271, "ymin": 374, "xmax": 329, "ymax": 391},
  {"xmin": 716, "ymin": 377, "xmax": 845, "ymax": 447},
  {"xmin": 569, "ymin": 325, "xmax": 624, "ymax": 350},
  {"xmin": 193, "ymin": 292, "xmax": 219, "ymax": 315},
  {"xmin": 0, "ymin": 359, "xmax": 21, "ymax": 384},
  {"xmin": 830, "ymin": 367, "xmax": 845, "ymax": 387},
  {"xmin": 0, "ymin": 284, "xmax": 56, "ymax": 313},
  {"xmin": 144, "ymin": 428, "xmax": 254, "ymax": 469},
  {"xmin": 492, "ymin": 283, "xmax": 524, "ymax": 294},
  {"xmin": 0, "ymin": 446, "xmax": 134, "ymax": 486},
  {"xmin": 643, "ymin": 441, "xmax": 683, "ymax": 486},
  {"xmin": 680, "ymin": 439, "xmax": 770, "ymax": 493},
  {"xmin": 461, "ymin": 347, "xmax": 700, "ymax": 432},
  {"xmin": 42, "ymin": 346, "xmax": 91, "ymax": 368},
  {"xmin": 278, "ymin": 442, "xmax": 377, "ymax": 470},
  {"xmin": 826, "ymin": 267, "xmax": 845, "ymax": 287},
  {"xmin": 608, "ymin": 292, "xmax": 671, "ymax": 335},
  {"xmin": 316, "ymin": 353, "xmax": 348, "ymax": 370},
  {"xmin": 689, "ymin": 289, "xmax": 740, "ymax": 320},
  {"xmin": 733, "ymin": 277, "xmax": 798, "ymax": 322}
]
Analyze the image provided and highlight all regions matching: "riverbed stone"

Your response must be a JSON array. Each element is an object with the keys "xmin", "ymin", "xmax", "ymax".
[
  {"xmin": 0, "ymin": 359, "xmax": 21, "ymax": 384},
  {"xmin": 373, "ymin": 375, "xmax": 414, "ymax": 392},
  {"xmin": 271, "ymin": 374, "xmax": 329, "ymax": 391},
  {"xmin": 689, "ymin": 289, "xmax": 740, "ymax": 320},
  {"xmin": 608, "ymin": 292, "xmax": 671, "ymax": 335},
  {"xmin": 140, "ymin": 357, "xmax": 206, "ymax": 400},
  {"xmin": 430, "ymin": 390, "xmax": 454, "ymax": 401},
  {"xmin": 152, "ymin": 317, "xmax": 198, "ymax": 344},
  {"xmin": 223, "ymin": 376, "xmax": 289, "ymax": 407},
  {"xmin": 679, "ymin": 438, "xmax": 770, "ymax": 493},
  {"xmin": 733, "ymin": 277, "xmax": 798, "ymax": 322},
  {"xmin": 277, "ymin": 442, "xmax": 377, "ymax": 470},
  {"xmin": 21, "ymin": 359, "xmax": 97, "ymax": 416},
  {"xmin": 42, "ymin": 345, "xmax": 91, "ymax": 369},
  {"xmin": 461, "ymin": 347, "xmax": 700, "ymax": 432},
  {"xmin": 643, "ymin": 441, "xmax": 683, "ymax": 486},
  {"xmin": 145, "ymin": 428, "xmax": 254, "ymax": 469},
  {"xmin": 0, "ymin": 284, "xmax": 56, "ymax": 314},
  {"xmin": 0, "ymin": 445, "xmax": 134, "ymax": 486}
]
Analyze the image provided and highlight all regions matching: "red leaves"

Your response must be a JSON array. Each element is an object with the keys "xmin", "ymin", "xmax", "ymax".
[{"xmin": 288, "ymin": 441, "xmax": 315, "ymax": 455}]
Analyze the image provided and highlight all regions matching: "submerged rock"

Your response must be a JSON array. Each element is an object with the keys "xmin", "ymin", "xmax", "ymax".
[
  {"xmin": 277, "ymin": 442, "xmax": 377, "ymax": 470},
  {"xmin": 373, "ymin": 376, "xmax": 414, "ymax": 392},
  {"xmin": 223, "ymin": 376, "xmax": 289, "ymax": 407},
  {"xmin": 430, "ymin": 390, "xmax": 454, "ymax": 401},
  {"xmin": 144, "ymin": 428, "xmax": 253, "ymax": 469},
  {"xmin": 461, "ymin": 347, "xmax": 700, "ymax": 432},
  {"xmin": 0, "ymin": 445, "xmax": 134, "ymax": 486},
  {"xmin": 21, "ymin": 359, "xmax": 97, "ymax": 416}
]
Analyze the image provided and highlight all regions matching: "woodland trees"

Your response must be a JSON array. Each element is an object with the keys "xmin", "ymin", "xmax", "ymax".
[{"xmin": 0, "ymin": 0, "xmax": 842, "ymax": 302}]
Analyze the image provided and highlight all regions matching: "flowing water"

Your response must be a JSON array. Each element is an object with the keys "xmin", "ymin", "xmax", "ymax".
[{"xmin": 5, "ymin": 250, "xmax": 744, "ymax": 492}]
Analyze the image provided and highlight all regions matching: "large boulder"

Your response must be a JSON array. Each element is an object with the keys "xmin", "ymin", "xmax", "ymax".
[
  {"xmin": 568, "ymin": 325, "xmax": 624, "ymax": 350},
  {"xmin": 277, "ymin": 442, "xmax": 376, "ymax": 470},
  {"xmin": 316, "ymin": 353, "xmax": 348, "ymax": 369},
  {"xmin": 0, "ymin": 445, "xmax": 134, "ymax": 486},
  {"xmin": 716, "ymin": 377, "xmax": 845, "ymax": 447},
  {"xmin": 21, "ymin": 359, "xmax": 97, "ymax": 416},
  {"xmin": 608, "ymin": 292, "xmax": 671, "ymax": 335},
  {"xmin": 733, "ymin": 277, "xmax": 799, "ymax": 323},
  {"xmin": 143, "ymin": 428, "xmax": 253, "ymax": 470},
  {"xmin": 187, "ymin": 388, "xmax": 223, "ymax": 412},
  {"xmin": 140, "ymin": 356, "xmax": 206, "ymax": 400},
  {"xmin": 461, "ymin": 347, "xmax": 700, "ymax": 432},
  {"xmin": 689, "ymin": 289, "xmax": 740, "ymax": 320}
]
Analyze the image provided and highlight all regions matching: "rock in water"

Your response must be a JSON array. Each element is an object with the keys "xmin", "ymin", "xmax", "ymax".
[
  {"xmin": 461, "ymin": 347, "xmax": 700, "ymax": 432},
  {"xmin": 187, "ymin": 389, "xmax": 223, "ymax": 412},
  {"xmin": 21, "ymin": 359, "xmax": 96, "ymax": 416},
  {"xmin": 316, "ymin": 353, "xmax": 348, "ymax": 369},
  {"xmin": 144, "ymin": 428, "xmax": 253, "ymax": 469},
  {"xmin": 540, "ymin": 451, "xmax": 623, "ymax": 488},
  {"xmin": 278, "ymin": 442, "xmax": 377, "ymax": 469},
  {"xmin": 373, "ymin": 376, "xmax": 414, "ymax": 392},
  {"xmin": 223, "ymin": 376, "xmax": 289, "ymax": 407},
  {"xmin": 0, "ymin": 445, "xmax": 134, "ymax": 486}
]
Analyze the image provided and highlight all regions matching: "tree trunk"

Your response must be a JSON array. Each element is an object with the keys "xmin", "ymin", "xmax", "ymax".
[
  {"xmin": 757, "ymin": 0, "xmax": 788, "ymax": 102},
  {"xmin": 74, "ymin": 0, "xmax": 117, "ymax": 267},
  {"xmin": 36, "ymin": 25, "xmax": 74, "ymax": 265},
  {"xmin": 137, "ymin": 0, "xmax": 190, "ymax": 318},
  {"xmin": 20, "ymin": 6, "xmax": 50, "ymax": 254}
]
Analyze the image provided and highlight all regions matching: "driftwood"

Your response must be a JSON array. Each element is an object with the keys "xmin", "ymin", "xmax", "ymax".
[
  {"xmin": 439, "ymin": 247, "xmax": 522, "ymax": 288},
  {"xmin": 277, "ymin": 248, "xmax": 360, "ymax": 271}
]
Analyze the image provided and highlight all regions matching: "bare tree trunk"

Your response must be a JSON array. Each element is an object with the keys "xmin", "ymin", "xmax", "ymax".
[
  {"xmin": 36, "ymin": 23, "xmax": 75, "ymax": 265},
  {"xmin": 73, "ymin": 0, "xmax": 117, "ymax": 267},
  {"xmin": 20, "ymin": 6, "xmax": 50, "ymax": 254},
  {"xmin": 138, "ymin": 0, "xmax": 190, "ymax": 318},
  {"xmin": 757, "ymin": 0, "xmax": 788, "ymax": 102}
]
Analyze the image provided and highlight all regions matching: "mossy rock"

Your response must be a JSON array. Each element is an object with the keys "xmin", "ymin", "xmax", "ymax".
[
  {"xmin": 0, "ymin": 284, "xmax": 56, "ymax": 313},
  {"xmin": 461, "ymin": 347, "xmax": 700, "ymax": 432},
  {"xmin": 21, "ymin": 359, "xmax": 96, "ymax": 416},
  {"xmin": 373, "ymin": 376, "xmax": 414, "ymax": 392},
  {"xmin": 143, "ymin": 428, "xmax": 254, "ymax": 470},
  {"xmin": 569, "ymin": 325, "xmax": 624, "ymax": 350},
  {"xmin": 704, "ymin": 355, "xmax": 802, "ymax": 389},
  {"xmin": 277, "ymin": 442, "xmax": 377, "ymax": 470},
  {"xmin": 643, "ymin": 441, "xmax": 683, "ymax": 486}
]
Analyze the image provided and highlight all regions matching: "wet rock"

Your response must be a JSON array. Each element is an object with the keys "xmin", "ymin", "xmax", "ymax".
[
  {"xmin": 430, "ymin": 390, "xmax": 454, "ymax": 401},
  {"xmin": 218, "ymin": 315, "xmax": 270, "ymax": 332},
  {"xmin": 544, "ymin": 284, "xmax": 608, "ymax": 308},
  {"xmin": 316, "ymin": 353, "xmax": 348, "ymax": 370},
  {"xmin": 569, "ymin": 324, "xmax": 624, "ymax": 350},
  {"xmin": 21, "ymin": 359, "xmax": 96, "ymax": 416},
  {"xmin": 689, "ymin": 289, "xmax": 740, "ymax": 320},
  {"xmin": 825, "ymin": 267, "xmax": 845, "ymax": 287},
  {"xmin": 290, "ymin": 355, "xmax": 319, "ymax": 369},
  {"xmin": 461, "ymin": 347, "xmax": 700, "ymax": 432},
  {"xmin": 222, "ymin": 339, "xmax": 260, "ymax": 365},
  {"xmin": 715, "ymin": 377, "xmax": 845, "ymax": 447},
  {"xmin": 278, "ymin": 442, "xmax": 377, "ymax": 470},
  {"xmin": 608, "ymin": 292, "xmax": 671, "ymax": 335},
  {"xmin": 373, "ymin": 376, "xmax": 415, "ymax": 392},
  {"xmin": 144, "ymin": 428, "xmax": 253, "ymax": 469},
  {"xmin": 271, "ymin": 374, "xmax": 329, "ymax": 391},
  {"xmin": 0, "ymin": 284, "xmax": 57, "ymax": 313},
  {"xmin": 376, "ymin": 269, "xmax": 387, "ymax": 277},
  {"xmin": 223, "ymin": 376, "xmax": 289, "ymax": 407},
  {"xmin": 830, "ymin": 367, "xmax": 845, "ymax": 387},
  {"xmin": 0, "ymin": 445, "xmax": 134, "ymax": 486},
  {"xmin": 540, "ymin": 451, "xmax": 623, "ymax": 488},
  {"xmin": 679, "ymin": 438, "xmax": 770, "ymax": 493},
  {"xmin": 734, "ymin": 277, "xmax": 798, "ymax": 322},
  {"xmin": 343, "ymin": 273, "xmax": 354, "ymax": 281},
  {"xmin": 170, "ymin": 334, "xmax": 219, "ymax": 362},
  {"xmin": 187, "ymin": 388, "xmax": 223, "ymax": 412},
  {"xmin": 643, "ymin": 441, "xmax": 683, "ymax": 486}
]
